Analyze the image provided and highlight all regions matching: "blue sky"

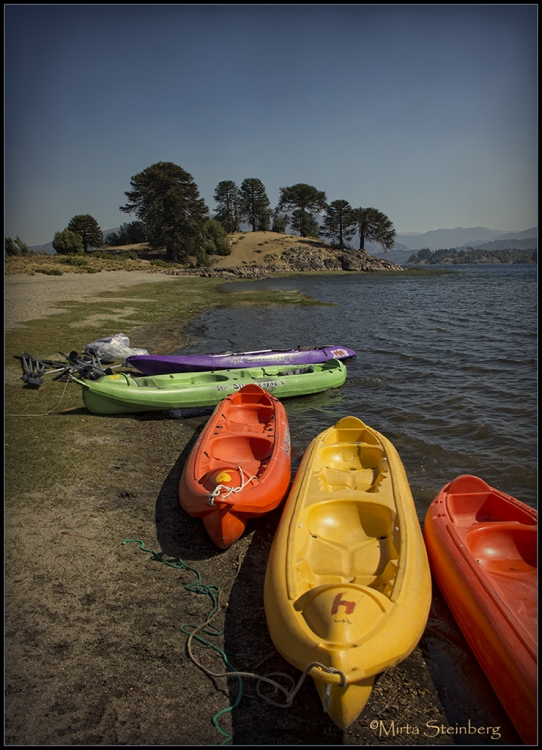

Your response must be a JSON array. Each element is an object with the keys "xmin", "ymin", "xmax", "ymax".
[{"xmin": 4, "ymin": 4, "xmax": 538, "ymax": 246}]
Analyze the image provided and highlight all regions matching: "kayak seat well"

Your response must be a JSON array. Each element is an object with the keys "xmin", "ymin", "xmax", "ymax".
[
  {"xmin": 225, "ymin": 404, "xmax": 276, "ymax": 428},
  {"xmin": 322, "ymin": 423, "xmax": 381, "ymax": 446},
  {"xmin": 188, "ymin": 372, "xmax": 231, "ymax": 383},
  {"xmin": 198, "ymin": 436, "xmax": 272, "ymax": 489},
  {"xmin": 100, "ymin": 373, "xmax": 135, "ymax": 386},
  {"xmin": 230, "ymin": 383, "xmax": 276, "ymax": 403},
  {"xmin": 447, "ymin": 492, "xmax": 536, "ymax": 527},
  {"xmin": 465, "ymin": 523, "xmax": 537, "ymax": 574},
  {"xmin": 207, "ymin": 435, "xmax": 273, "ymax": 472},
  {"xmin": 464, "ymin": 523, "xmax": 537, "ymax": 653},
  {"xmin": 317, "ymin": 443, "xmax": 387, "ymax": 493},
  {"xmin": 294, "ymin": 500, "xmax": 400, "ymax": 596},
  {"xmin": 294, "ymin": 582, "xmax": 392, "ymax": 645}
]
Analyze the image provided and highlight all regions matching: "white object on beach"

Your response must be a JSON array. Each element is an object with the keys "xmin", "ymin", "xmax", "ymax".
[{"xmin": 84, "ymin": 333, "xmax": 149, "ymax": 362}]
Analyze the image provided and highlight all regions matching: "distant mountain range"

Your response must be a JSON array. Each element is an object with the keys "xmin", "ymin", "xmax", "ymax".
[{"xmin": 29, "ymin": 225, "xmax": 537, "ymax": 262}]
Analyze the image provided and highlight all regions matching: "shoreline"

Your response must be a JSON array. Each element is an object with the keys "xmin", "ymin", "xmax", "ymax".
[
  {"xmin": 5, "ymin": 270, "xmax": 523, "ymax": 745},
  {"xmin": 4, "ymin": 231, "xmax": 407, "ymax": 333}
]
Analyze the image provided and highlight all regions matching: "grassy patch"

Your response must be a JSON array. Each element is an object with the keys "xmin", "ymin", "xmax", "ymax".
[
  {"xmin": 5, "ymin": 275, "xmax": 325, "ymax": 506},
  {"xmin": 35, "ymin": 268, "xmax": 63, "ymax": 275},
  {"xmin": 5, "ymin": 253, "xmax": 156, "ymax": 276}
]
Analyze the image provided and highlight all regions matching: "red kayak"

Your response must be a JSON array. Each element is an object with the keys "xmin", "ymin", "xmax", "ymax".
[
  {"xmin": 424, "ymin": 475, "xmax": 537, "ymax": 744},
  {"xmin": 179, "ymin": 384, "xmax": 291, "ymax": 548}
]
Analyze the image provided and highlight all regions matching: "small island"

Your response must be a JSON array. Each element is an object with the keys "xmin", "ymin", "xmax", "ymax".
[{"xmin": 407, "ymin": 246, "xmax": 536, "ymax": 265}]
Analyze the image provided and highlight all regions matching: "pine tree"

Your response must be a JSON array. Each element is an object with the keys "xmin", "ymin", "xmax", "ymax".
[
  {"xmin": 120, "ymin": 162, "xmax": 208, "ymax": 262},
  {"xmin": 67, "ymin": 214, "xmax": 103, "ymax": 252},
  {"xmin": 213, "ymin": 180, "xmax": 240, "ymax": 233},
  {"xmin": 321, "ymin": 200, "xmax": 355, "ymax": 249},
  {"xmin": 351, "ymin": 207, "xmax": 396, "ymax": 252},
  {"xmin": 277, "ymin": 183, "xmax": 327, "ymax": 237},
  {"xmin": 239, "ymin": 178, "xmax": 272, "ymax": 231}
]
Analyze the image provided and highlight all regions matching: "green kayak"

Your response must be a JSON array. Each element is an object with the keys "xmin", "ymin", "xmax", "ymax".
[{"xmin": 74, "ymin": 359, "xmax": 347, "ymax": 415}]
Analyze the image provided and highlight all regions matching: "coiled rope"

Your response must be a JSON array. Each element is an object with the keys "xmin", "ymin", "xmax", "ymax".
[
  {"xmin": 122, "ymin": 539, "xmax": 346, "ymax": 745},
  {"xmin": 207, "ymin": 465, "xmax": 257, "ymax": 506}
]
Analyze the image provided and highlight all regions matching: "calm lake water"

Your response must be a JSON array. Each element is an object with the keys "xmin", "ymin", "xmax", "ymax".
[
  {"xmin": 177, "ymin": 264, "xmax": 537, "ymax": 513},
  {"xmin": 172, "ymin": 264, "xmax": 537, "ymax": 744}
]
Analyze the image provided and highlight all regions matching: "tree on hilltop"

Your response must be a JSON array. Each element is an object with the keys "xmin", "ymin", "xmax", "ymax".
[
  {"xmin": 277, "ymin": 183, "xmax": 327, "ymax": 237},
  {"xmin": 120, "ymin": 162, "xmax": 209, "ymax": 262},
  {"xmin": 239, "ymin": 178, "xmax": 272, "ymax": 231},
  {"xmin": 67, "ymin": 214, "xmax": 103, "ymax": 252},
  {"xmin": 214, "ymin": 180, "xmax": 240, "ymax": 234},
  {"xmin": 351, "ymin": 207, "xmax": 396, "ymax": 252},
  {"xmin": 321, "ymin": 199, "xmax": 355, "ymax": 249}
]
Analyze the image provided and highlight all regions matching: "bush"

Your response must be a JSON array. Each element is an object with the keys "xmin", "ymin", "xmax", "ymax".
[
  {"xmin": 272, "ymin": 215, "xmax": 287, "ymax": 233},
  {"xmin": 52, "ymin": 229, "xmax": 84, "ymax": 255},
  {"xmin": 59, "ymin": 255, "xmax": 88, "ymax": 266},
  {"xmin": 104, "ymin": 232, "xmax": 120, "ymax": 246},
  {"xmin": 194, "ymin": 248, "xmax": 213, "ymax": 267},
  {"xmin": 202, "ymin": 219, "xmax": 231, "ymax": 256},
  {"xmin": 5, "ymin": 236, "xmax": 31, "ymax": 256},
  {"xmin": 5, "ymin": 237, "xmax": 19, "ymax": 256},
  {"xmin": 150, "ymin": 259, "xmax": 182, "ymax": 268},
  {"xmin": 35, "ymin": 268, "xmax": 63, "ymax": 275},
  {"xmin": 104, "ymin": 221, "xmax": 147, "ymax": 246}
]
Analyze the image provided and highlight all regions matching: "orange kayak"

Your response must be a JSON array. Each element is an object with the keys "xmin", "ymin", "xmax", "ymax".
[
  {"xmin": 179, "ymin": 384, "xmax": 291, "ymax": 549},
  {"xmin": 424, "ymin": 475, "xmax": 537, "ymax": 744}
]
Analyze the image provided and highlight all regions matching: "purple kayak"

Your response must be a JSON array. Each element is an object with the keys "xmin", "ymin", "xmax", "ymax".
[{"xmin": 126, "ymin": 345, "xmax": 356, "ymax": 375}]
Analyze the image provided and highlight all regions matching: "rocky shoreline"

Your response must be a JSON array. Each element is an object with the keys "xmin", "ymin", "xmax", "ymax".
[{"xmin": 170, "ymin": 245, "xmax": 406, "ymax": 279}]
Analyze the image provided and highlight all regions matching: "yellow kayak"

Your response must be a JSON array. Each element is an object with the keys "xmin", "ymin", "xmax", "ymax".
[{"xmin": 264, "ymin": 416, "xmax": 431, "ymax": 728}]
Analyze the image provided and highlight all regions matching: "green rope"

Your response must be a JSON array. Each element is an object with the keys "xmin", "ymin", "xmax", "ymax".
[
  {"xmin": 122, "ymin": 539, "xmax": 348, "ymax": 743},
  {"xmin": 122, "ymin": 539, "xmax": 242, "ymax": 744}
]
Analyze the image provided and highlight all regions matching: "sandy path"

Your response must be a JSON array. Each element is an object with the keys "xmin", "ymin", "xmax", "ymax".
[{"xmin": 4, "ymin": 270, "xmax": 181, "ymax": 331}]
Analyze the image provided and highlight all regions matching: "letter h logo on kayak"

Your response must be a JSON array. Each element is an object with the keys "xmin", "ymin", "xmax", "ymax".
[{"xmin": 331, "ymin": 592, "xmax": 356, "ymax": 615}]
